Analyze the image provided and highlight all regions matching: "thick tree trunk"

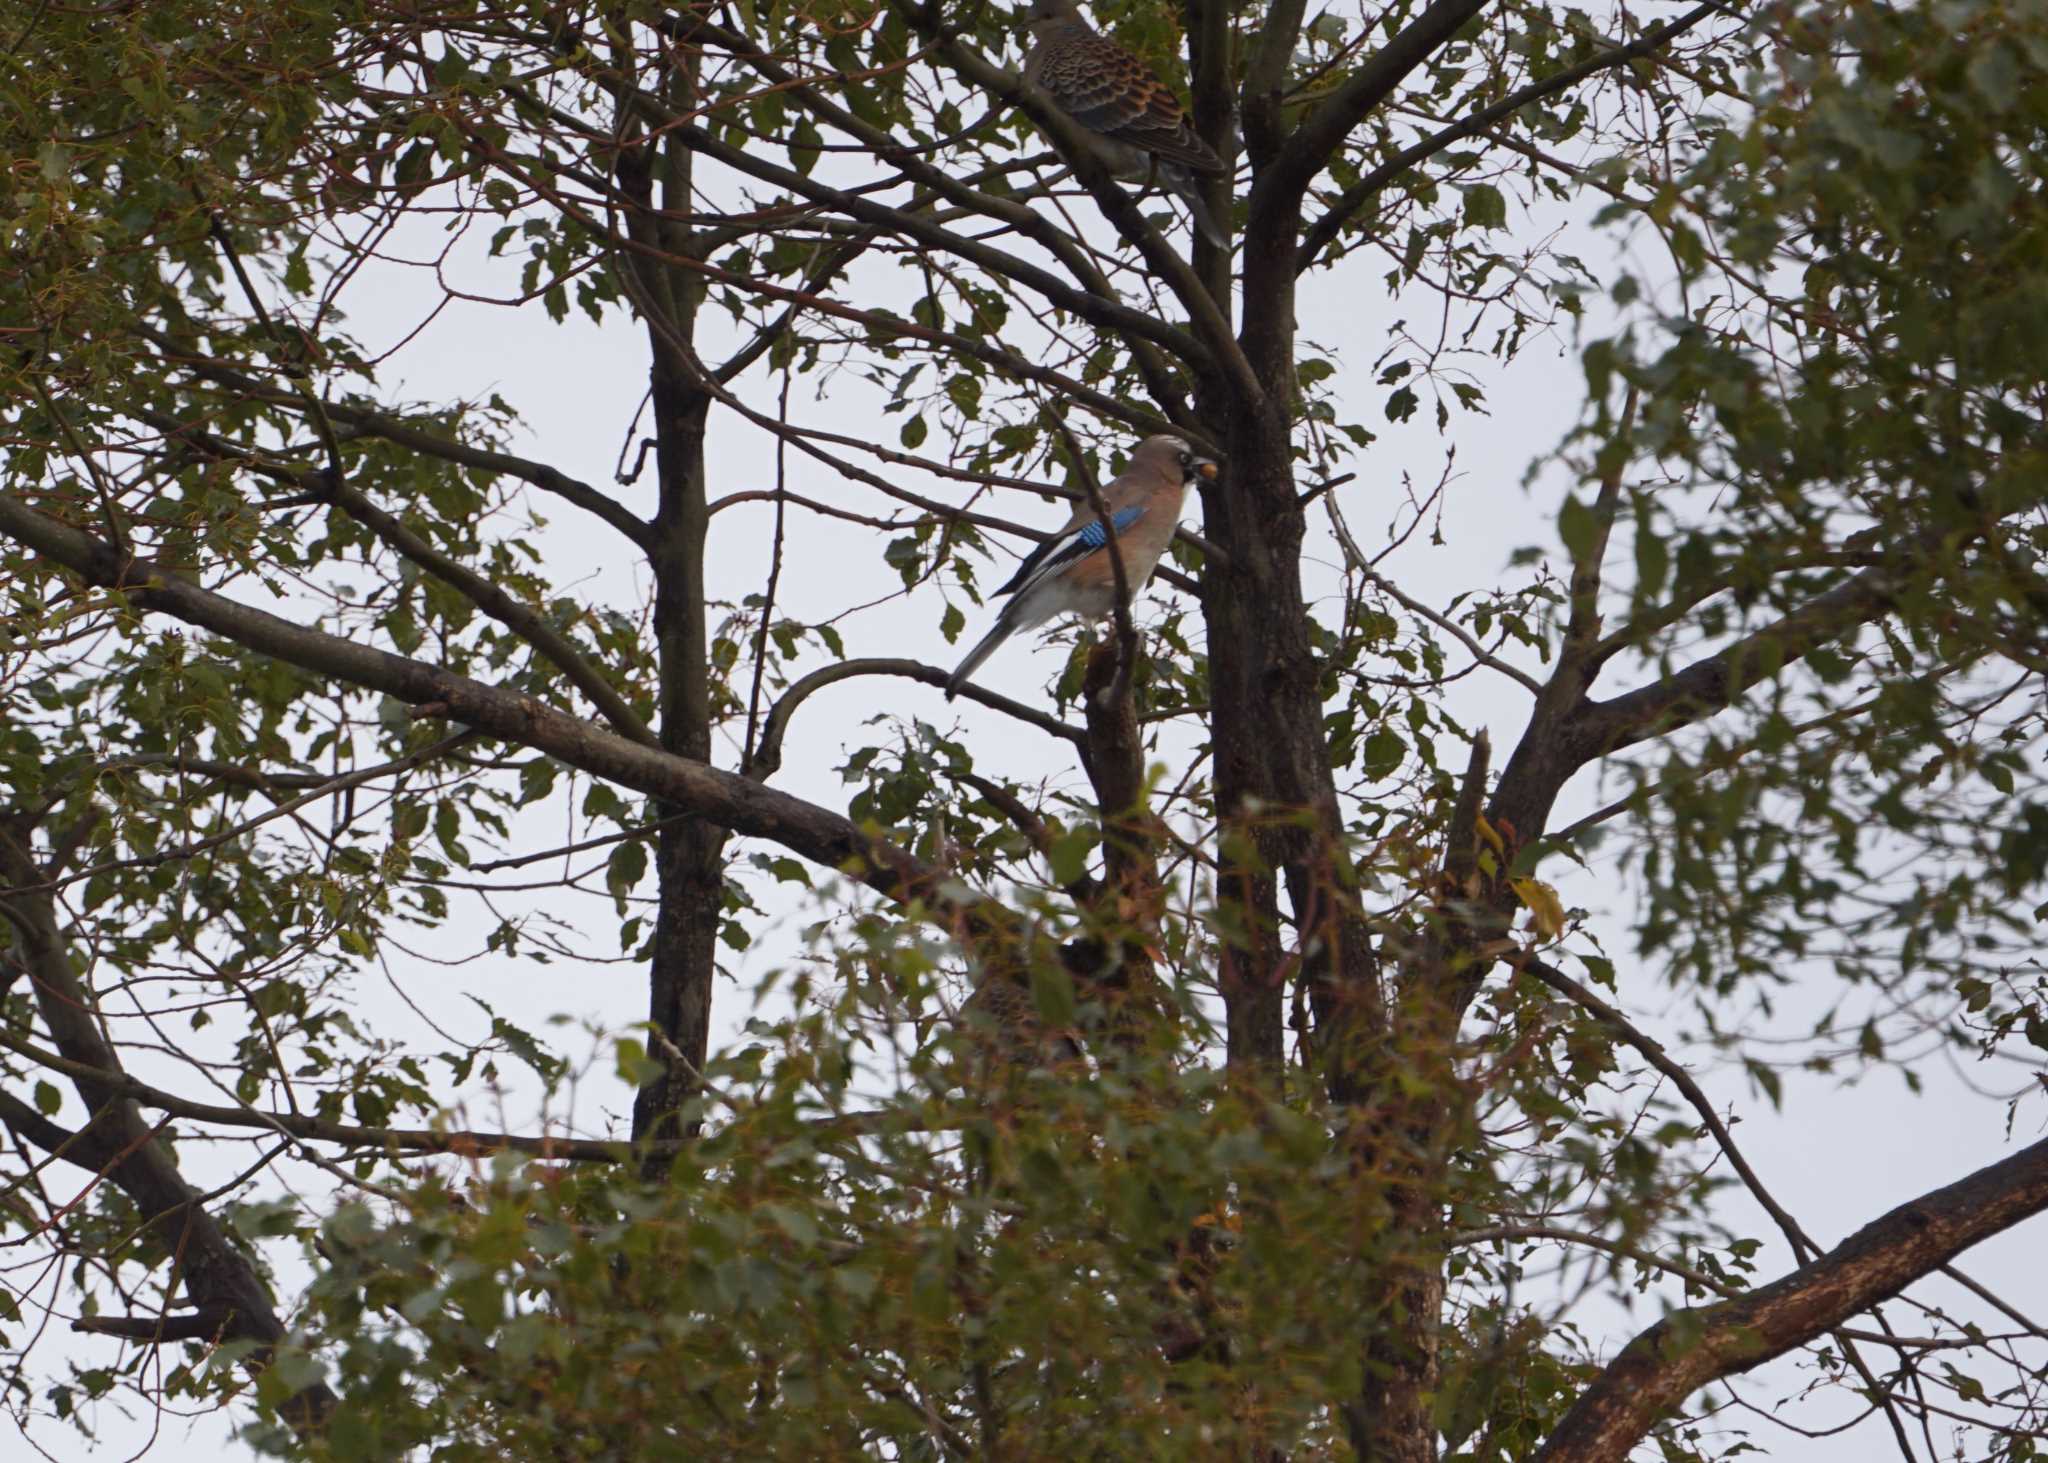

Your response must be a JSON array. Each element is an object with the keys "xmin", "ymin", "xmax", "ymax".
[
  {"xmin": 1203, "ymin": 167, "xmax": 1443, "ymax": 1461},
  {"xmin": 1198, "ymin": 458, "xmax": 1295, "ymax": 1067},
  {"xmin": 1200, "ymin": 287, "xmax": 1381, "ymax": 1071},
  {"xmin": 630, "ymin": 352, "xmax": 731, "ymax": 1168},
  {"xmin": 617, "ymin": 95, "xmax": 732, "ymax": 1169}
]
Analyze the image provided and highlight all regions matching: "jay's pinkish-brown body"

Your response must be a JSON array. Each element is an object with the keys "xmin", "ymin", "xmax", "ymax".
[{"xmin": 946, "ymin": 434, "xmax": 1216, "ymax": 699}]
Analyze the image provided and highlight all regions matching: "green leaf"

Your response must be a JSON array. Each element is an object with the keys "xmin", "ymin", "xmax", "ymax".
[
  {"xmin": 1047, "ymin": 826, "xmax": 1097, "ymax": 886},
  {"xmin": 1460, "ymin": 182, "xmax": 1507, "ymax": 230},
  {"xmin": 606, "ymin": 838, "xmax": 648, "ymax": 908},
  {"xmin": 1362, "ymin": 727, "xmax": 1404, "ymax": 780},
  {"xmin": 1557, "ymin": 494, "xmax": 1600, "ymax": 563},
  {"xmin": 1029, "ymin": 963, "xmax": 1075, "ymax": 1028}
]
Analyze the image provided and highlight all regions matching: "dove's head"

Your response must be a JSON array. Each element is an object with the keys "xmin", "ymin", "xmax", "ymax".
[{"xmin": 1026, "ymin": 0, "xmax": 1084, "ymax": 24}]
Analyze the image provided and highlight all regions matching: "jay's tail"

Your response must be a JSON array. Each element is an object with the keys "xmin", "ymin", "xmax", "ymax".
[{"xmin": 944, "ymin": 613, "xmax": 1016, "ymax": 700}]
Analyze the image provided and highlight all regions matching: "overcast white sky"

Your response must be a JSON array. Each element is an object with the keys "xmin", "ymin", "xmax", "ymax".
[{"xmin": 19, "ymin": 37, "xmax": 2048, "ymax": 1460}]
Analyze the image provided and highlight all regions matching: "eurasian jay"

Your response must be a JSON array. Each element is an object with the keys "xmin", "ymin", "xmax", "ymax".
[
  {"xmin": 945, "ymin": 434, "xmax": 1216, "ymax": 699},
  {"xmin": 1021, "ymin": 0, "xmax": 1230, "ymax": 249}
]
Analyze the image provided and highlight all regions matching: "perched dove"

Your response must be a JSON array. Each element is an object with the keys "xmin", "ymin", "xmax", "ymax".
[{"xmin": 1021, "ymin": 0, "xmax": 1230, "ymax": 248}]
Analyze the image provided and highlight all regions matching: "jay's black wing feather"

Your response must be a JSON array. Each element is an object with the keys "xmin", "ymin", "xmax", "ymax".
[{"xmin": 993, "ymin": 504, "xmax": 1147, "ymax": 597}]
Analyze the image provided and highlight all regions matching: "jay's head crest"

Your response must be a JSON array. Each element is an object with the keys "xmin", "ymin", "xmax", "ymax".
[{"xmin": 1132, "ymin": 433, "xmax": 1218, "ymax": 487}]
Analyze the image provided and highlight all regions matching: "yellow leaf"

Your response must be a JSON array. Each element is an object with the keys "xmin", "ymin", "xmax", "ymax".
[
  {"xmin": 1475, "ymin": 813, "xmax": 1506, "ymax": 858},
  {"xmin": 1511, "ymin": 877, "xmax": 1567, "ymax": 940}
]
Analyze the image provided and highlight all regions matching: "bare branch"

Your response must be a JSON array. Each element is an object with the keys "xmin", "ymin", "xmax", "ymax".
[
  {"xmin": 1581, "ymin": 559, "xmax": 1904, "ymax": 757},
  {"xmin": 1296, "ymin": 2, "xmax": 1726, "ymax": 270},
  {"xmin": 1328, "ymin": 499, "xmax": 1542, "ymax": 694},
  {"xmin": 0, "ymin": 843, "xmax": 337, "ymax": 1434},
  {"xmin": 1517, "ymin": 956, "xmax": 1816, "ymax": 1259},
  {"xmin": 1451, "ymin": 1223, "xmax": 1740, "ymax": 1299},
  {"xmin": 750, "ymin": 658, "xmax": 1083, "ymax": 780},
  {"xmin": 1535, "ymin": 1133, "xmax": 2048, "ymax": 1463},
  {"xmin": 1256, "ymin": 0, "xmax": 1491, "ymax": 221}
]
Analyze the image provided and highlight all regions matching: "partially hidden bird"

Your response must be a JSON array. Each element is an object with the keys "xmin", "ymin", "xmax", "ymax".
[
  {"xmin": 945, "ymin": 434, "xmax": 1217, "ymax": 699},
  {"xmin": 1021, "ymin": 0, "xmax": 1230, "ymax": 248}
]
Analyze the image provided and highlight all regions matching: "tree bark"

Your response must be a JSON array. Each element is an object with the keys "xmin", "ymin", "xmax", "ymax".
[
  {"xmin": 632, "ymin": 362, "xmax": 730, "ymax": 1166},
  {"xmin": 1537, "ymin": 1133, "xmax": 2048, "ymax": 1463},
  {"xmin": 614, "ymin": 74, "xmax": 735, "ymax": 1170}
]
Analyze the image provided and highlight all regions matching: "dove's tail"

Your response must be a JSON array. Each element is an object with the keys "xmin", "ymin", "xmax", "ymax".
[{"xmin": 1164, "ymin": 165, "xmax": 1229, "ymax": 249}]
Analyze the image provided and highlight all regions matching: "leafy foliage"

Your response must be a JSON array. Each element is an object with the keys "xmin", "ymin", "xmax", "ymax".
[{"xmin": 1, "ymin": 0, "xmax": 2045, "ymax": 1459}]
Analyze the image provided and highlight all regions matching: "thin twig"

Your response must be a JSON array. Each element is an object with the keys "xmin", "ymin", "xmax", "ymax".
[
  {"xmin": 743, "ymin": 367, "xmax": 793, "ymax": 769},
  {"xmin": 1328, "ymin": 498, "xmax": 1543, "ymax": 694}
]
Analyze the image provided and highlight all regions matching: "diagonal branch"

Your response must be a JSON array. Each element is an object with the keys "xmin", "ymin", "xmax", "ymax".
[
  {"xmin": 1255, "ymin": 0, "xmax": 1491, "ymax": 219},
  {"xmin": 0, "ymin": 490, "xmax": 991, "ymax": 932},
  {"xmin": 1517, "ymin": 957, "xmax": 1813, "ymax": 1259},
  {"xmin": 471, "ymin": 127, "xmax": 1188, "ymax": 439},
  {"xmin": 137, "ymin": 327, "xmax": 654, "ymax": 548},
  {"xmin": 1488, "ymin": 539, "xmax": 1932, "ymax": 845},
  {"xmin": 0, "ymin": 832, "xmax": 337, "ymax": 1434},
  {"xmin": 138, "ymin": 408, "xmax": 657, "ymax": 747},
  {"xmin": 1580, "ymin": 559, "xmax": 1904, "ymax": 757},
  {"xmin": 912, "ymin": 24, "xmax": 1263, "ymax": 404},
  {"xmin": 662, "ymin": 17, "xmax": 1200, "ymax": 415},
  {"xmin": 1327, "ymin": 498, "xmax": 1542, "ymax": 694},
  {"xmin": 1534, "ymin": 1133, "xmax": 2048, "ymax": 1463},
  {"xmin": 1295, "ymin": 1, "xmax": 1724, "ymax": 270}
]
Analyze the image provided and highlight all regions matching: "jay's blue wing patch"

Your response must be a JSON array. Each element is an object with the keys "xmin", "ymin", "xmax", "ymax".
[
  {"xmin": 996, "ymin": 504, "xmax": 1147, "ymax": 596},
  {"xmin": 1075, "ymin": 506, "xmax": 1145, "ymax": 549}
]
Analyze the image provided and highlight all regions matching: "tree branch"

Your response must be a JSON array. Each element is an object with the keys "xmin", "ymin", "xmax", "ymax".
[
  {"xmin": 0, "ymin": 492, "xmax": 993, "ymax": 933},
  {"xmin": 1580, "ymin": 558, "xmax": 1905, "ymax": 757},
  {"xmin": 1241, "ymin": 0, "xmax": 1310, "ymax": 163},
  {"xmin": 1328, "ymin": 499, "xmax": 1542, "ymax": 694},
  {"xmin": 1295, "ymin": 2, "xmax": 1724, "ymax": 270},
  {"xmin": 666, "ymin": 17, "xmax": 1201, "ymax": 417},
  {"xmin": 749, "ymin": 658, "xmax": 1082, "ymax": 780},
  {"xmin": 139, "ymin": 328, "xmax": 654, "ymax": 549},
  {"xmin": 1517, "ymin": 956, "xmax": 1815, "ymax": 1259},
  {"xmin": 1255, "ymin": 0, "xmax": 1491, "ymax": 220},
  {"xmin": 1451, "ymin": 1222, "xmax": 1740, "ymax": 1300},
  {"xmin": 0, "ymin": 838, "xmax": 337, "ymax": 1434},
  {"xmin": 483, "ymin": 128, "xmax": 1189, "ymax": 439},
  {"xmin": 1555, "ymin": 385, "xmax": 1637, "ymax": 685},
  {"xmin": 912, "ymin": 22, "xmax": 1263, "ymax": 403},
  {"xmin": 1535, "ymin": 1133, "xmax": 2048, "ymax": 1463},
  {"xmin": 140, "ymin": 408, "xmax": 658, "ymax": 747}
]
